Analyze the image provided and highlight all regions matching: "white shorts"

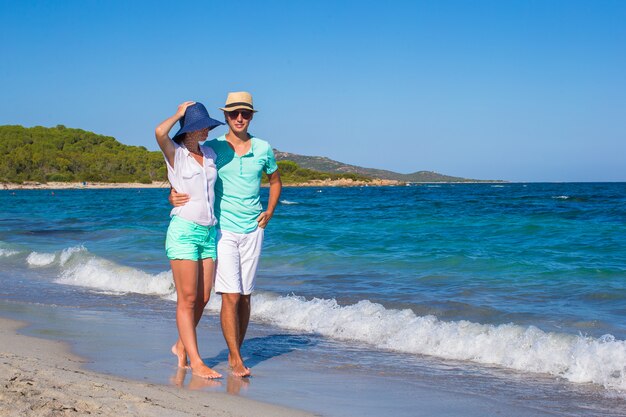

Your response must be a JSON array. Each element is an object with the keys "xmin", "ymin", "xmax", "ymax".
[{"xmin": 214, "ymin": 227, "xmax": 264, "ymax": 295}]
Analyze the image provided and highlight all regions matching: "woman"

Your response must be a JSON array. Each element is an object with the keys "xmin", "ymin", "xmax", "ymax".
[{"xmin": 155, "ymin": 101, "xmax": 224, "ymax": 379}]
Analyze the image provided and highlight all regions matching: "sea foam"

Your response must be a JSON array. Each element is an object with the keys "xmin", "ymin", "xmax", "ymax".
[
  {"xmin": 0, "ymin": 248, "xmax": 19, "ymax": 257},
  {"xmin": 45, "ymin": 245, "xmax": 626, "ymax": 392},
  {"xmin": 251, "ymin": 293, "xmax": 626, "ymax": 392},
  {"xmin": 59, "ymin": 246, "xmax": 85, "ymax": 266},
  {"xmin": 56, "ymin": 256, "xmax": 175, "ymax": 296},
  {"xmin": 25, "ymin": 246, "xmax": 87, "ymax": 267},
  {"xmin": 26, "ymin": 252, "xmax": 57, "ymax": 267}
]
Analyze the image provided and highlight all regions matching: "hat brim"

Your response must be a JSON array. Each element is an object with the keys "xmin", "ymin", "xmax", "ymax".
[
  {"xmin": 220, "ymin": 105, "xmax": 258, "ymax": 113},
  {"xmin": 172, "ymin": 117, "xmax": 224, "ymax": 140}
]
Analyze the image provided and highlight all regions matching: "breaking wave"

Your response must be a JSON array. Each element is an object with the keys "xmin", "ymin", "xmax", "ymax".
[
  {"xmin": 251, "ymin": 294, "xmax": 626, "ymax": 392},
  {"xmin": 21, "ymin": 245, "xmax": 626, "ymax": 393},
  {"xmin": 26, "ymin": 246, "xmax": 87, "ymax": 267},
  {"xmin": 0, "ymin": 248, "xmax": 19, "ymax": 257},
  {"xmin": 26, "ymin": 252, "xmax": 57, "ymax": 267}
]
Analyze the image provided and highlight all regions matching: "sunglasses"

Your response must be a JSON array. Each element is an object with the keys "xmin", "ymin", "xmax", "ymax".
[{"xmin": 226, "ymin": 110, "xmax": 253, "ymax": 120}]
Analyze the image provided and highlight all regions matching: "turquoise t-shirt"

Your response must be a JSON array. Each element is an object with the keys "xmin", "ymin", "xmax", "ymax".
[{"xmin": 204, "ymin": 135, "xmax": 278, "ymax": 234}]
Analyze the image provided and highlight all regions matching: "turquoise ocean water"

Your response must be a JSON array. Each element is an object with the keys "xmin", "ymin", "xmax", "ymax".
[{"xmin": 1, "ymin": 183, "xmax": 625, "ymax": 415}]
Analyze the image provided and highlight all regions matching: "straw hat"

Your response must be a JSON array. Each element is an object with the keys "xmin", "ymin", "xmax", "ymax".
[
  {"xmin": 172, "ymin": 102, "xmax": 224, "ymax": 141},
  {"xmin": 219, "ymin": 91, "xmax": 258, "ymax": 112}
]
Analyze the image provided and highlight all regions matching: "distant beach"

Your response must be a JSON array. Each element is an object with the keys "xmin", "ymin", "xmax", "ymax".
[
  {"xmin": 2, "ymin": 181, "xmax": 170, "ymax": 190},
  {"xmin": 2, "ymin": 178, "xmax": 402, "ymax": 190}
]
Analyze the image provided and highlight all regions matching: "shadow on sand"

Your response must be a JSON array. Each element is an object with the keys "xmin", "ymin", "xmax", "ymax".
[
  {"xmin": 204, "ymin": 333, "xmax": 317, "ymax": 369},
  {"xmin": 171, "ymin": 333, "xmax": 317, "ymax": 393}
]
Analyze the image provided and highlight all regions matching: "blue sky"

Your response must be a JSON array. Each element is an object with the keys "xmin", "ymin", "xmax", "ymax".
[{"xmin": 1, "ymin": 0, "xmax": 625, "ymax": 181}]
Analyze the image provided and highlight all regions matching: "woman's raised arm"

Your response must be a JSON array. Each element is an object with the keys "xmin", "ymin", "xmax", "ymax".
[{"xmin": 155, "ymin": 101, "xmax": 195, "ymax": 167}]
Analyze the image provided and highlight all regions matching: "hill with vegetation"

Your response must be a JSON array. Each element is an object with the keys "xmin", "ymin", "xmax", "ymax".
[
  {"xmin": 0, "ymin": 125, "xmax": 372, "ymax": 185},
  {"xmin": 265, "ymin": 160, "xmax": 370, "ymax": 184},
  {"xmin": 0, "ymin": 125, "xmax": 165, "ymax": 183},
  {"xmin": 274, "ymin": 150, "xmax": 500, "ymax": 182}
]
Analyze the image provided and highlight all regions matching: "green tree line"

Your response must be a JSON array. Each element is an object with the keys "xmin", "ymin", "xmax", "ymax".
[
  {"xmin": 269, "ymin": 160, "xmax": 370, "ymax": 184},
  {"xmin": 0, "ymin": 125, "xmax": 165, "ymax": 183},
  {"xmin": 1, "ymin": 125, "xmax": 370, "ymax": 184}
]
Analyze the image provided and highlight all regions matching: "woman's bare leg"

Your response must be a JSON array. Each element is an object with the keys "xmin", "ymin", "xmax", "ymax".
[
  {"xmin": 172, "ymin": 258, "xmax": 216, "ymax": 368},
  {"xmin": 171, "ymin": 259, "xmax": 221, "ymax": 378}
]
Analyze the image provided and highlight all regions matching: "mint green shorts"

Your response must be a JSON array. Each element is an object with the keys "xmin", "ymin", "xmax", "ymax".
[{"xmin": 165, "ymin": 216, "xmax": 217, "ymax": 261}]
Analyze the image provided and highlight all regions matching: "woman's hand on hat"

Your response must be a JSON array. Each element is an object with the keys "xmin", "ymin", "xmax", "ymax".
[{"xmin": 176, "ymin": 101, "xmax": 196, "ymax": 119}]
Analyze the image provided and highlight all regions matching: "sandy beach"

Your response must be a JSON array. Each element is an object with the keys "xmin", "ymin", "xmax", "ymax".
[
  {"xmin": 0, "ymin": 317, "xmax": 315, "ymax": 417},
  {"xmin": 1, "ymin": 179, "xmax": 401, "ymax": 190},
  {"xmin": 1, "ymin": 182, "xmax": 171, "ymax": 190},
  {"xmin": 0, "ymin": 299, "xmax": 574, "ymax": 417}
]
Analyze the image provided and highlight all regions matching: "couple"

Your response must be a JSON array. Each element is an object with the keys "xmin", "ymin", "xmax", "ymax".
[{"xmin": 155, "ymin": 92, "xmax": 282, "ymax": 379}]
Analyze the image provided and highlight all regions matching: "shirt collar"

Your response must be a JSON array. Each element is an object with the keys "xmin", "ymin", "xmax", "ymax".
[
  {"xmin": 223, "ymin": 135, "xmax": 255, "ymax": 157},
  {"xmin": 242, "ymin": 139, "xmax": 255, "ymax": 157}
]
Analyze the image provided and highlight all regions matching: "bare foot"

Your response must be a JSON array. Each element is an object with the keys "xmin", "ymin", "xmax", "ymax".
[
  {"xmin": 191, "ymin": 363, "xmax": 223, "ymax": 379},
  {"xmin": 228, "ymin": 352, "xmax": 251, "ymax": 377},
  {"xmin": 230, "ymin": 360, "xmax": 251, "ymax": 377},
  {"xmin": 171, "ymin": 340, "xmax": 189, "ymax": 369}
]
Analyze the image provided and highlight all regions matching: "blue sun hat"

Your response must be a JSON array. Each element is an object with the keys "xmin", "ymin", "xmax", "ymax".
[{"xmin": 172, "ymin": 102, "xmax": 224, "ymax": 141}]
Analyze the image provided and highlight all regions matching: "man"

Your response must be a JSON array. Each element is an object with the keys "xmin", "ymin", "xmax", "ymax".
[{"xmin": 171, "ymin": 92, "xmax": 281, "ymax": 377}]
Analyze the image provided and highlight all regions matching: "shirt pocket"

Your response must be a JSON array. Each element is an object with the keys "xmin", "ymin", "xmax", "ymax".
[{"xmin": 181, "ymin": 167, "xmax": 201, "ymax": 179}]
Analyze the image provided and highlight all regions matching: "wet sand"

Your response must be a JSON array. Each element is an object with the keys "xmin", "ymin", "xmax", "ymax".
[
  {"xmin": 0, "ymin": 300, "xmax": 564, "ymax": 417},
  {"xmin": 0, "ymin": 317, "xmax": 315, "ymax": 417}
]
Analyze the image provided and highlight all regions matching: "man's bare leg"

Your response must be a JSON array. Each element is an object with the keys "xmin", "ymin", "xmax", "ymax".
[
  {"xmin": 171, "ymin": 259, "xmax": 221, "ymax": 379},
  {"xmin": 172, "ymin": 258, "xmax": 215, "ymax": 369},
  {"xmin": 221, "ymin": 293, "xmax": 251, "ymax": 377},
  {"xmin": 237, "ymin": 295, "xmax": 251, "ymax": 348},
  {"xmin": 226, "ymin": 295, "xmax": 251, "ymax": 366}
]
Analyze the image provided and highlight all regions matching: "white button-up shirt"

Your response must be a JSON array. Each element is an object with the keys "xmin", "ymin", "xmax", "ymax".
[{"xmin": 164, "ymin": 143, "xmax": 217, "ymax": 226}]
